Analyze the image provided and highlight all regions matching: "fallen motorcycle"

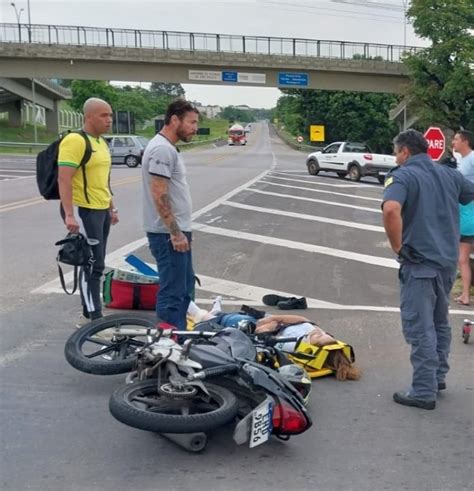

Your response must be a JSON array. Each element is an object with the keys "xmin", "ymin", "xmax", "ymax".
[
  {"xmin": 64, "ymin": 314, "xmax": 312, "ymax": 451},
  {"xmin": 109, "ymin": 326, "xmax": 312, "ymax": 451}
]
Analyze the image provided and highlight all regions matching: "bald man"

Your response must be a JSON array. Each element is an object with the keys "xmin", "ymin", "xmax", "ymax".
[{"xmin": 58, "ymin": 97, "xmax": 119, "ymax": 323}]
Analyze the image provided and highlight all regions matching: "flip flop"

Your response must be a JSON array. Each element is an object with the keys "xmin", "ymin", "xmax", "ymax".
[{"xmin": 455, "ymin": 298, "xmax": 470, "ymax": 306}]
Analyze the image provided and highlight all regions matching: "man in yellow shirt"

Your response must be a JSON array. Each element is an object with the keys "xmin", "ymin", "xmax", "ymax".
[{"xmin": 58, "ymin": 97, "xmax": 119, "ymax": 322}]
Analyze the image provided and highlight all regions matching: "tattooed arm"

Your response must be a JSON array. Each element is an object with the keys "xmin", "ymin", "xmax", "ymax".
[{"xmin": 150, "ymin": 175, "xmax": 190, "ymax": 252}]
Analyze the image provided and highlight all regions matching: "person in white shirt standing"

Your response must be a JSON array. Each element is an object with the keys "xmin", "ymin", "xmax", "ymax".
[{"xmin": 452, "ymin": 130, "xmax": 474, "ymax": 306}]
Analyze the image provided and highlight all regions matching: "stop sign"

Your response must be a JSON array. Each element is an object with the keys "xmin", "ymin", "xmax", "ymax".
[{"xmin": 424, "ymin": 127, "xmax": 445, "ymax": 161}]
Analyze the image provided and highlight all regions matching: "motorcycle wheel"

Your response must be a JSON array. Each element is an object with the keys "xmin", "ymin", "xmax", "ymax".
[
  {"xmin": 64, "ymin": 313, "xmax": 157, "ymax": 375},
  {"xmin": 109, "ymin": 379, "xmax": 239, "ymax": 434}
]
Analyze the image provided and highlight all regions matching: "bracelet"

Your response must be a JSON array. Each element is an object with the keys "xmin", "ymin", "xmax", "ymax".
[{"xmin": 111, "ymin": 208, "xmax": 118, "ymax": 213}]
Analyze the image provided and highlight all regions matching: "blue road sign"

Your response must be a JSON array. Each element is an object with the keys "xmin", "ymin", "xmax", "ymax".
[
  {"xmin": 222, "ymin": 71, "xmax": 238, "ymax": 82},
  {"xmin": 278, "ymin": 72, "xmax": 309, "ymax": 86}
]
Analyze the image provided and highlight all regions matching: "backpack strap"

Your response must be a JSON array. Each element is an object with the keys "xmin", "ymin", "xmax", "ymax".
[
  {"xmin": 76, "ymin": 130, "xmax": 93, "ymax": 204},
  {"xmin": 57, "ymin": 262, "xmax": 79, "ymax": 295}
]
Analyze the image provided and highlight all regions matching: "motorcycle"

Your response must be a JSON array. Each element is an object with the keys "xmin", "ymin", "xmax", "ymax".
[{"xmin": 65, "ymin": 314, "xmax": 312, "ymax": 451}]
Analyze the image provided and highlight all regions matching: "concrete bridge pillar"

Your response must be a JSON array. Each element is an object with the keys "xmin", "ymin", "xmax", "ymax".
[
  {"xmin": 6, "ymin": 100, "xmax": 22, "ymax": 127},
  {"xmin": 45, "ymin": 100, "xmax": 59, "ymax": 134}
]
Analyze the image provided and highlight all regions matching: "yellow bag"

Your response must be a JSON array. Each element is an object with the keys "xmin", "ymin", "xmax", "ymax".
[{"xmin": 289, "ymin": 340, "xmax": 355, "ymax": 379}]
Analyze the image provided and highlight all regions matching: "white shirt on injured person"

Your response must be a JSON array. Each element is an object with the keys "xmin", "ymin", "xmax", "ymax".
[
  {"xmin": 142, "ymin": 133, "xmax": 192, "ymax": 233},
  {"xmin": 275, "ymin": 323, "xmax": 316, "ymax": 352}
]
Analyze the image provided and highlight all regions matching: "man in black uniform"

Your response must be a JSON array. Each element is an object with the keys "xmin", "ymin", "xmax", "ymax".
[{"xmin": 382, "ymin": 129, "xmax": 474, "ymax": 410}]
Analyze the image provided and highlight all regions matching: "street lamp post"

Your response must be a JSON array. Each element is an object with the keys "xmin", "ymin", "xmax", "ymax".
[
  {"xmin": 402, "ymin": 0, "xmax": 408, "ymax": 47},
  {"xmin": 10, "ymin": 2, "xmax": 24, "ymax": 41}
]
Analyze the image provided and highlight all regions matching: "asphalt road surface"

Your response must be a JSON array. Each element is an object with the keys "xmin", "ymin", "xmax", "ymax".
[{"xmin": 0, "ymin": 123, "xmax": 472, "ymax": 491}]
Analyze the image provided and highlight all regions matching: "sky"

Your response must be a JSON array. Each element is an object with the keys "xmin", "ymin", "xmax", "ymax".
[{"xmin": 0, "ymin": 0, "xmax": 426, "ymax": 108}]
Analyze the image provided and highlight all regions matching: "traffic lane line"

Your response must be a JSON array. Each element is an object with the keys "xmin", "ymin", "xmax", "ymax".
[
  {"xmin": 32, "ymin": 168, "xmax": 272, "ymax": 294},
  {"xmin": 193, "ymin": 222, "xmax": 398, "ymax": 269},
  {"xmin": 261, "ymin": 176, "xmax": 382, "ymax": 202},
  {"xmin": 0, "ymin": 175, "xmax": 141, "ymax": 213},
  {"xmin": 222, "ymin": 201, "xmax": 386, "ymax": 232},
  {"xmin": 247, "ymin": 188, "xmax": 382, "ymax": 213}
]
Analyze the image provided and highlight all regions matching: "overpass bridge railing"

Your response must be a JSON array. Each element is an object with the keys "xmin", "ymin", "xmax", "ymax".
[{"xmin": 0, "ymin": 23, "xmax": 421, "ymax": 63}]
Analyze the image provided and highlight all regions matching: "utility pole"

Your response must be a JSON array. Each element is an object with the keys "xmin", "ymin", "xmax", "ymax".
[{"xmin": 402, "ymin": 0, "xmax": 408, "ymax": 47}]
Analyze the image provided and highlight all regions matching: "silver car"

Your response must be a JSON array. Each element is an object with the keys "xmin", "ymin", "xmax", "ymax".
[{"xmin": 104, "ymin": 135, "xmax": 149, "ymax": 167}]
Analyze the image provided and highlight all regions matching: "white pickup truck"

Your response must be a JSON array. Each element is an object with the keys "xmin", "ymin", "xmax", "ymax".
[{"xmin": 306, "ymin": 141, "xmax": 396, "ymax": 184}]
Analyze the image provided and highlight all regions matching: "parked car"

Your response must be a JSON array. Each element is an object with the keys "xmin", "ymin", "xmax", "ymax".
[
  {"xmin": 104, "ymin": 135, "xmax": 149, "ymax": 167},
  {"xmin": 306, "ymin": 141, "xmax": 396, "ymax": 184}
]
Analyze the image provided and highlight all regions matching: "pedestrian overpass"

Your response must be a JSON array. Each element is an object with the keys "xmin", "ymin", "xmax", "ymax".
[{"xmin": 0, "ymin": 23, "xmax": 422, "ymax": 94}]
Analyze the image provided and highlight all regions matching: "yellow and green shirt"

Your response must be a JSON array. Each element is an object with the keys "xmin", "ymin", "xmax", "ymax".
[{"xmin": 58, "ymin": 132, "xmax": 112, "ymax": 209}]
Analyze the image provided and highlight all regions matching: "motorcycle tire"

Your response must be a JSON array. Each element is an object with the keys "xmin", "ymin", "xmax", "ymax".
[
  {"xmin": 64, "ymin": 313, "xmax": 157, "ymax": 375},
  {"xmin": 109, "ymin": 379, "xmax": 239, "ymax": 434}
]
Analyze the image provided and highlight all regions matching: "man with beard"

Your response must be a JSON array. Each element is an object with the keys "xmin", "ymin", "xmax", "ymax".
[{"xmin": 142, "ymin": 99, "xmax": 199, "ymax": 329}]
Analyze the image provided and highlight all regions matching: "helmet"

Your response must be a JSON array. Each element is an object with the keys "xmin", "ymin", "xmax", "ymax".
[{"xmin": 278, "ymin": 364, "xmax": 312, "ymax": 405}]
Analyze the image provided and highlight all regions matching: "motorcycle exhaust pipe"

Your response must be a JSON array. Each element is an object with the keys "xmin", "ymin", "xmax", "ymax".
[
  {"xmin": 160, "ymin": 432, "xmax": 207, "ymax": 452},
  {"xmin": 188, "ymin": 364, "xmax": 239, "ymax": 380}
]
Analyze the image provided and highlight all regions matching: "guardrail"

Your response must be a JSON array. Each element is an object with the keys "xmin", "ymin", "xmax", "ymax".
[
  {"xmin": 0, "ymin": 141, "xmax": 48, "ymax": 153},
  {"xmin": 0, "ymin": 23, "xmax": 421, "ymax": 63}
]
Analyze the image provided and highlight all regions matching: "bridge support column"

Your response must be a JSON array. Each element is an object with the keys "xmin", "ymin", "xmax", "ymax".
[
  {"xmin": 5, "ymin": 100, "xmax": 23, "ymax": 127},
  {"xmin": 45, "ymin": 100, "xmax": 60, "ymax": 134}
]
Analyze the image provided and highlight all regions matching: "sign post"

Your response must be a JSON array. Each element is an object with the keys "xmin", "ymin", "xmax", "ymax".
[{"xmin": 423, "ymin": 127, "xmax": 445, "ymax": 161}]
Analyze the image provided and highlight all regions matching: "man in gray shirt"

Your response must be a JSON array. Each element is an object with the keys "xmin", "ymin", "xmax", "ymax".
[
  {"xmin": 142, "ymin": 99, "xmax": 199, "ymax": 329},
  {"xmin": 383, "ymin": 129, "xmax": 474, "ymax": 410}
]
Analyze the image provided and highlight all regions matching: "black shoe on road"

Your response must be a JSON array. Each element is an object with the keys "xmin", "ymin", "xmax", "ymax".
[
  {"xmin": 438, "ymin": 382, "xmax": 446, "ymax": 391},
  {"xmin": 393, "ymin": 391, "xmax": 436, "ymax": 410},
  {"xmin": 262, "ymin": 294, "xmax": 291, "ymax": 306},
  {"xmin": 277, "ymin": 297, "xmax": 308, "ymax": 310}
]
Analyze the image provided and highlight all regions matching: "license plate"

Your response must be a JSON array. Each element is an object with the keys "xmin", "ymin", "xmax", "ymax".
[{"xmin": 249, "ymin": 399, "xmax": 273, "ymax": 448}]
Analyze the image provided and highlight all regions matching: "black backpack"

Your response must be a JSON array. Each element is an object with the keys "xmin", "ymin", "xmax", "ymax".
[{"xmin": 36, "ymin": 130, "xmax": 92, "ymax": 202}]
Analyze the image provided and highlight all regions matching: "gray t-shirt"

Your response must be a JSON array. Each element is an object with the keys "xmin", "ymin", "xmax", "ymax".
[{"xmin": 142, "ymin": 133, "xmax": 192, "ymax": 233}]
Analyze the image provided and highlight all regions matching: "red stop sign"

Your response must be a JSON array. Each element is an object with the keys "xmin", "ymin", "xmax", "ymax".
[{"xmin": 424, "ymin": 127, "xmax": 445, "ymax": 161}]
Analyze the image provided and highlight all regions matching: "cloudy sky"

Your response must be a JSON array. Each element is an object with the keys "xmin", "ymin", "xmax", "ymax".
[{"xmin": 0, "ymin": 0, "xmax": 425, "ymax": 108}]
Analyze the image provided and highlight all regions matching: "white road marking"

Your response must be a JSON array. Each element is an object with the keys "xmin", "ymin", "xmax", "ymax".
[
  {"xmin": 222, "ymin": 201, "xmax": 385, "ymax": 232},
  {"xmin": 270, "ymin": 171, "xmax": 376, "ymax": 188},
  {"xmin": 247, "ymin": 188, "xmax": 382, "ymax": 213},
  {"xmin": 193, "ymin": 223, "xmax": 397, "ymax": 269},
  {"xmin": 262, "ymin": 176, "xmax": 382, "ymax": 201},
  {"xmin": 32, "ymin": 169, "xmax": 273, "ymax": 294},
  {"xmin": 0, "ymin": 169, "xmax": 36, "ymax": 173},
  {"xmin": 0, "ymin": 175, "xmax": 35, "ymax": 180}
]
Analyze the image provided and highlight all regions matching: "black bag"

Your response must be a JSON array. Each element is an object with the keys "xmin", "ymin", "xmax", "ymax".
[
  {"xmin": 36, "ymin": 130, "xmax": 92, "ymax": 202},
  {"xmin": 55, "ymin": 233, "xmax": 97, "ymax": 295}
]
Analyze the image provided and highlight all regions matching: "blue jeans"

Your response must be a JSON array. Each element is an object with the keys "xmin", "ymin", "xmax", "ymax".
[
  {"xmin": 147, "ymin": 232, "xmax": 194, "ymax": 330},
  {"xmin": 399, "ymin": 263, "xmax": 456, "ymax": 400}
]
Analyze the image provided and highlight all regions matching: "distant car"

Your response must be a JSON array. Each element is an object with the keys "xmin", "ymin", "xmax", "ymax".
[
  {"xmin": 244, "ymin": 124, "xmax": 252, "ymax": 134},
  {"xmin": 306, "ymin": 141, "xmax": 396, "ymax": 184},
  {"xmin": 104, "ymin": 135, "xmax": 149, "ymax": 167}
]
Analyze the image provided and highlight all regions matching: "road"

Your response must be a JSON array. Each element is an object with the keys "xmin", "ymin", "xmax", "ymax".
[{"xmin": 0, "ymin": 123, "xmax": 472, "ymax": 491}]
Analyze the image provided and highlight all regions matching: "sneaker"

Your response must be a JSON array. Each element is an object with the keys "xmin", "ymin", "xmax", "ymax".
[
  {"xmin": 277, "ymin": 297, "xmax": 308, "ymax": 310},
  {"xmin": 393, "ymin": 391, "xmax": 436, "ymax": 410},
  {"xmin": 75, "ymin": 314, "xmax": 91, "ymax": 329}
]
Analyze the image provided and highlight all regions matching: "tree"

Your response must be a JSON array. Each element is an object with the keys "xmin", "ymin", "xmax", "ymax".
[
  {"xmin": 150, "ymin": 82, "xmax": 185, "ymax": 97},
  {"xmin": 220, "ymin": 106, "xmax": 256, "ymax": 123},
  {"xmin": 70, "ymin": 81, "xmax": 118, "ymax": 111},
  {"xmin": 403, "ymin": 0, "xmax": 474, "ymax": 131},
  {"xmin": 276, "ymin": 89, "xmax": 398, "ymax": 152}
]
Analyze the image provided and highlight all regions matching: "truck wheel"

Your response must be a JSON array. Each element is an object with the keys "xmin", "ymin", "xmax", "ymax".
[
  {"xmin": 307, "ymin": 159, "xmax": 320, "ymax": 176},
  {"xmin": 337, "ymin": 172, "xmax": 346, "ymax": 179},
  {"xmin": 348, "ymin": 164, "xmax": 362, "ymax": 182}
]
